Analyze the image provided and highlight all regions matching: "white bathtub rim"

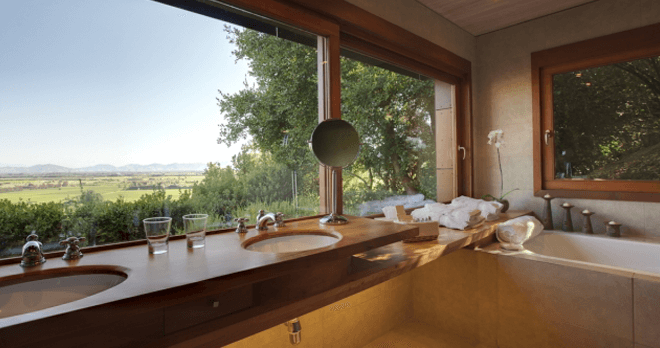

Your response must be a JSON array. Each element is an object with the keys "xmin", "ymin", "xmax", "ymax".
[
  {"xmin": 534, "ymin": 230, "xmax": 660, "ymax": 246},
  {"xmin": 481, "ymin": 230, "xmax": 660, "ymax": 278},
  {"xmin": 498, "ymin": 248, "xmax": 635, "ymax": 278}
]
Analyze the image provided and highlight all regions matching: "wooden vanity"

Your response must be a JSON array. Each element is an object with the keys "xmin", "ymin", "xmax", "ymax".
[{"xmin": 0, "ymin": 212, "xmax": 529, "ymax": 347}]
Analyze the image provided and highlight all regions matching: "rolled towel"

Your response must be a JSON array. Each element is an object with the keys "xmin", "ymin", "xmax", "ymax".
[{"xmin": 496, "ymin": 216, "xmax": 543, "ymax": 250}]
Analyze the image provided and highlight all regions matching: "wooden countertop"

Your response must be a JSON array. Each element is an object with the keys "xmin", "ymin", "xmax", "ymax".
[
  {"xmin": 0, "ymin": 211, "xmax": 530, "ymax": 348},
  {"xmin": 0, "ymin": 216, "xmax": 416, "ymax": 330},
  {"xmin": 158, "ymin": 210, "xmax": 532, "ymax": 348}
]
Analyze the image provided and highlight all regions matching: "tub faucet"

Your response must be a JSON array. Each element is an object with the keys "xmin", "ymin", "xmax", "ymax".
[
  {"xmin": 20, "ymin": 231, "xmax": 46, "ymax": 267},
  {"xmin": 256, "ymin": 212, "xmax": 285, "ymax": 230}
]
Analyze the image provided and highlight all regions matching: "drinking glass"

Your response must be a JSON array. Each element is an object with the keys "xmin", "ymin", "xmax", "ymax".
[
  {"xmin": 143, "ymin": 217, "xmax": 172, "ymax": 254},
  {"xmin": 183, "ymin": 214, "xmax": 208, "ymax": 249}
]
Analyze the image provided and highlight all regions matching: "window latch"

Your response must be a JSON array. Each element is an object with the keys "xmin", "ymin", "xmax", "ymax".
[
  {"xmin": 458, "ymin": 146, "xmax": 466, "ymax": 160},
  {"xmin": 544, "ymin": 130, "xmax": 552, "ymax": 146}
]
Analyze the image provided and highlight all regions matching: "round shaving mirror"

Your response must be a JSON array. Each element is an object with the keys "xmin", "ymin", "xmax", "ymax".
[{"xmin": 310, "ymin": 119, "xmax": 360, "ymax": 225}]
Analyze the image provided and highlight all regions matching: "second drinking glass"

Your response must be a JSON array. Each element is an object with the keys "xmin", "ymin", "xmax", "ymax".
[{"xmin": 183, "ymin": 214, "xmax": 208, "ymax": 249}]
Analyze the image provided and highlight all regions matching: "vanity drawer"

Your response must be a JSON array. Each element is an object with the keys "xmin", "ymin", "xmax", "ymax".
[{"xmin": 164, "ymin": 285, "xmax": 253, "ymax": 334}]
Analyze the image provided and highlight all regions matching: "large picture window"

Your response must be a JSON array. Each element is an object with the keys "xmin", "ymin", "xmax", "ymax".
[
  {"xmin": 0, "ymin": 0, "xmax": 473, "ymax": 260},
  {"xmin": 0, "ymin": 0, "xmax": 323, "ymax": 258},
  {"xmin": 532, "ymin": 22, "xmax": 660, "ymax": 201}
]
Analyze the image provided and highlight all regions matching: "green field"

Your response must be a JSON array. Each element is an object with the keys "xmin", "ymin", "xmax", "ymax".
[{"xmin": 0, "ymin": 174, "xmax": 202, "ymax": 204}]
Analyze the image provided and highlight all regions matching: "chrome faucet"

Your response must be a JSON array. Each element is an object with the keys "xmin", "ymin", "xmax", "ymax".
[
  {"xmin": 20, "ymin": 231, "xmax": 46, "ymax": 267},
  {"xmin": 257, "ymin": 212, "xmax": 285, "ymax": 231}
]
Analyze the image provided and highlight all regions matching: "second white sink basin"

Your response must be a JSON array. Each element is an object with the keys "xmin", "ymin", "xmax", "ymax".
[
  {"xmin": 243, "ymin": 231, "xmax": 342, "ymax": 253},
  {"xmin": 0, "ymin": 268, "xmax": 127, "ymax": 319}
]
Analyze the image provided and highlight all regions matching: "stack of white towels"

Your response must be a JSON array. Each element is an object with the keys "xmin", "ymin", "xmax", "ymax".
[{"xmin": 409, "ymin": 196, "xmax": 505, "ymax": 230}]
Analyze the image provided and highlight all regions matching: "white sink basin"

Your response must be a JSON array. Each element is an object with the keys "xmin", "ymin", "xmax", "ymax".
[
  {"xmin": 0, "ymin": 269, "xmax": 127, "ymax": 319},
  {"xmin": 243, "ymin": 231, "xmax": 342, "ymax": 253}
]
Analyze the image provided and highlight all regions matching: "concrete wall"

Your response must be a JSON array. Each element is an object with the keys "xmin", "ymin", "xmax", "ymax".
[{"xmin": 473, "ymin": 0, "xmax": 660, "ymax": 238}]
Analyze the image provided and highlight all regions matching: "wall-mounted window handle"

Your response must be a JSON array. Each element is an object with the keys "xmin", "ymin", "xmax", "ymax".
[
  {"xmin": 545, "ymin": 130, "xmax": 552, "ymax": 146},
  {"xmin": 458, "ymin": 146, "xmax": 466, "ymax": 160}
]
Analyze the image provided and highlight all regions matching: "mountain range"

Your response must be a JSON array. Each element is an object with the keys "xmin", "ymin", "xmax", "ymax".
[{"xmin": 0, "ymin": 163, "xmax": 207, "ymax": 174}]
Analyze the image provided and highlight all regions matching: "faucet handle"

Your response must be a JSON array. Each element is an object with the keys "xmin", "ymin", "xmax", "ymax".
[
  {"xmin": 26, "ymin": 231, "xmax": 39, "ymax": 242},
  {"xmin": 60, "ymin": 236, "xmax": 86, "ymax": 245},
  {"xmin": 60, "ymin": 236, "xmax": 86, "ymax": 260},
  {"xmin": 274, "ymin": 212, "xmax": 286, "ymax": 228},
  {"xmin": 234, "ymin": 217, "xmax": 249, "ymax": 233}
]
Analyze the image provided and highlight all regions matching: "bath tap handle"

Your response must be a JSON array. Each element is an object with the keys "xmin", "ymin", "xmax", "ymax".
[{"xmin": 458, "ymin": 146, "xmax": 466, "ymax": 160}]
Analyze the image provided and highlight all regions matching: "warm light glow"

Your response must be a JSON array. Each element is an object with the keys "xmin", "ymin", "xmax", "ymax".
[
  {"xmin": 576, "ymin": 73, "xmax": 582, "ymax": 77},
  {"xmin": 585, "ymin": 82, "xmax": 592, "ymax": 86}
]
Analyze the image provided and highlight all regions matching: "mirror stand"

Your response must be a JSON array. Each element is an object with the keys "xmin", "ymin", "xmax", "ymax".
[{"xmin": 319, "ymin": 168, "xmax": 348, "ymax": 225}]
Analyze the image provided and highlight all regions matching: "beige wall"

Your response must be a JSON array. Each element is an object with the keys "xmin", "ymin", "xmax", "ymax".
[
  {"xmin": 474, "ymin": 0, "xmax": 660, "ymax": 238},
  {"xmin": 411, "ymin": 248, "xmax": 660, "ymax": 348}
]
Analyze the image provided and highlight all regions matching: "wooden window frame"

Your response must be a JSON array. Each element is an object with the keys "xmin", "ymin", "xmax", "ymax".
[
  {"xmin": 532, "ymin": 22, "xmax": 660, "ymax": 202},
  {"xmin": 221, "ymin": 0, "xmax": 475, "ymax": 211},
  {"xmin": 283, "ymin": 0, "xmax": 474, "ymax": 204}
]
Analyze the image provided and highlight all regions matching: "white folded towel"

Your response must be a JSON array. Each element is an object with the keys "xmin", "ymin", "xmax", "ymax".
[
  {"xmin": 382, "ymin": 206, "xmax": 398, "ymax": 220},
  {"xmin": 438, "ymin": 214, "xmax": 470, "ymax": 230},
  {"xmin": 449, "ymin": 196, "xmax": 503, "ymax": 221},
  {"xmin": 496, "ymin": 216, "xmax": 543, "ymax": 249},
  {"xmin": 410, "ymin": 203, "xmax": 484, "ymax": 230}
]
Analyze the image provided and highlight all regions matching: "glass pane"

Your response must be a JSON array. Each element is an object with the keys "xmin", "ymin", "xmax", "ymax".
[
  {"xmin": 553, "ymin": 56, "xmax": 660, "ymax": 180},
  {"xmin": 340, "ymin": 51, "xmax": 444, "ymax": 216},
  {"xmin": 0, "ymin": 0, "xmax": 318, "ymax": 259}
]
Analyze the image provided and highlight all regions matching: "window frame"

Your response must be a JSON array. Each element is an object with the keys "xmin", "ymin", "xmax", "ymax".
[{"xmin": 532, "ymin": 22, "xmax": 660, "ymax": 202}]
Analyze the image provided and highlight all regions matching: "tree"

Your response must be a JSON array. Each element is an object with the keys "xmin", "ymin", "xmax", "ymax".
[
  {"xmin": 217, "ymin": 27, "xmax": 436, "ymax": 198},
  {"xmin": 553, "ymin": 56, "xmax": 660, "ymax": 179}
]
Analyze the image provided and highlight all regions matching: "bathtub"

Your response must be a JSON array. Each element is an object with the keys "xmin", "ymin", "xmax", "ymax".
[
  {"xmin": 525, "ymin": 230, "xmax": 660, "ymax": 276},
  {"xmin": 483, "ymin": 230, "xmax": 660, "ymax": 347}
]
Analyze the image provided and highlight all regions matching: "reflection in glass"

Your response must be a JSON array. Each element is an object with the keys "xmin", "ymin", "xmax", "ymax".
[{"xmin": 553, "ymin": 56, "xmax": 660, "ymax": 180}]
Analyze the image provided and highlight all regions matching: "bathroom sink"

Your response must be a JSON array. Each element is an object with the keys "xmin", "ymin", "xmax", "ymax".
[
  {"xmin": 0, "ymin": 268, "xmax": 127, "ymax": 319},
  {"xmin": 243, "ymin": 231, "xmax": 342, "ymax": 253}
]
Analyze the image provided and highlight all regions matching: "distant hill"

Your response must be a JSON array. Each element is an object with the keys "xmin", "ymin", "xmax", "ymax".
[{"xmin": 0, "ymin": 163, "xmax": 207, "ymax": 174}]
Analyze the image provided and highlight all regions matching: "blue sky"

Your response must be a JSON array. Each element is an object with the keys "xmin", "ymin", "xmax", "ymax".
[{"xmin": 0, "ymin": 0, "xmax": 251, "ymax": 168}]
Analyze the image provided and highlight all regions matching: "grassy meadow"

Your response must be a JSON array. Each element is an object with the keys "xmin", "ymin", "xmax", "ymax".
[{"xmin": 0, "ymin": 173, "xmax": 204, "ymax": 204}]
